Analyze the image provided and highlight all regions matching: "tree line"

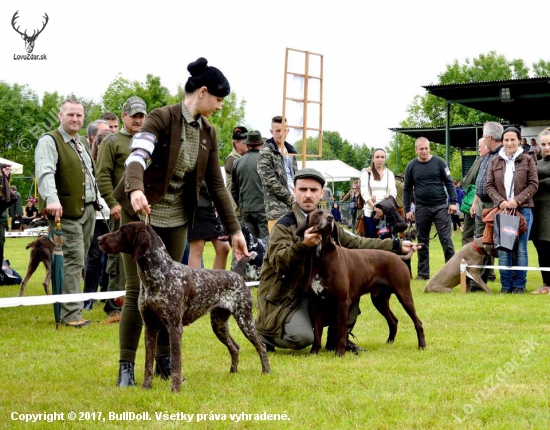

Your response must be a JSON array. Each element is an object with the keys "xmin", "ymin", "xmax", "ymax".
[
  {"xmin": 2, "ymin": 51, "xmax": 549, "ymax": 199},
  {"xmin": 0, "ymin": 73, "xmax": 373, "ymax": 198}
]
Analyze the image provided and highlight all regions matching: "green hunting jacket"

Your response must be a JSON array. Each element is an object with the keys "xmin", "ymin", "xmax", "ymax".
[
  {"xmin": 255, "ymin": 204, "xmax": 398, "ymax": 338},
  {"xmin": 462, "ymin": 156, "xmax": 483, "ymax": 188},
  {"xmin": 95, "ymin": 129, "xmax": 132, "ymax": 210},
  {"xmin": 224, "ymin": 149, "xmax": 242, "ymax": 217}
]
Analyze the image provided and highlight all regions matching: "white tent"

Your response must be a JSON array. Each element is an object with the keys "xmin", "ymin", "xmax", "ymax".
[
  {"xmin": 0, "ymin": 157, "xmax": 24, "ymax": 175},
  {"xmin": 301, "ymin": 160, "xmax": 361, "ymax": 183},
  {"xmin": 221, "ymin": 158, "xmax": 361, "ymax": 186}
]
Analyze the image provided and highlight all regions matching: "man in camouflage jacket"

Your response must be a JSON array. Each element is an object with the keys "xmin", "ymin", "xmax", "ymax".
[{"xmin": 257, "ymin": 116, "xmax": 298, "ymax": 232}]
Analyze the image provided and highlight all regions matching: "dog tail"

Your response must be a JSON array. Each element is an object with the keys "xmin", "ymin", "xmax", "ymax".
[
  {"xmin": 25, "ymin": 239, "xmax": 41, "ymax": 250},
  {"xmin": 232, "ymin": 252, "xmax": 256, "ymax": 276},
  {"xmin": 397, "ymin": 243, "xmax": 424, "ymax": 261}
]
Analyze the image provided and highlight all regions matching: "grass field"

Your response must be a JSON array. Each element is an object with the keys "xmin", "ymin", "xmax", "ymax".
[{"xmin": 1, "ymin": 231, "xmax": 549, "ymax": 429}]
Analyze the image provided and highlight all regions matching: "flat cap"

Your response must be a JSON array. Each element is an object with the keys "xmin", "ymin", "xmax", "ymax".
[{"xmin": 294, "ymin": 168, "xmax": 326, "ymax": 187}]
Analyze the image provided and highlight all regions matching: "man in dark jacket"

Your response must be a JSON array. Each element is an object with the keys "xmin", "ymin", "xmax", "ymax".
[
  {"xmin": 404, "ymin": 137, "xmax": 457, "ymax": 280},
  {"xmin": 232, "ymin": 130, "xmax": 268, "ymax": 238},
  {"xmin": 256, "ymin": 168, "xmax": 418, "ymax": 353}
]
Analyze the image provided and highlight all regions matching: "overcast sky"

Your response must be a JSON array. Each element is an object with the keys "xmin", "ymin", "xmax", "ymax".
[{"xmin": 1, "ymin": 0, "xmax": 548, "ymax": 150}]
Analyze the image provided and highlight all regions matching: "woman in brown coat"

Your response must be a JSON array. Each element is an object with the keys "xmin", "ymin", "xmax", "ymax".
[{"xmin": 486, "ymin": 127, "xmax": 538, "ymax": 294}]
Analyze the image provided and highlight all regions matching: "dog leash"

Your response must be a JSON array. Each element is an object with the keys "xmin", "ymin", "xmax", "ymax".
[{"xmin": 427, "ymin": 221, "xmax": 449, "ymax": 241}]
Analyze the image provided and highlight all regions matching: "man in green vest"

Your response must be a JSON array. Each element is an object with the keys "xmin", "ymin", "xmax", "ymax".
[{"xmin": 35, "ymin": 98, "xmax": 97, "ymax": 328}]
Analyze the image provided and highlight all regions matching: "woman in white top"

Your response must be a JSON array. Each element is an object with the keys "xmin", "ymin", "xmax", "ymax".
[{"xmin": 360, "ymin": 148, "xmax": 397, "ymax": 238}]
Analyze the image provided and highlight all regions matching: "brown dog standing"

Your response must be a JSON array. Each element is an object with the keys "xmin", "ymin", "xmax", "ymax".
[
  {"xmin": 18, "ymin": 235, "xmax": 53, "ymax": 296},
  {"xmin": 296, "ymin": 209, "xmax": 426, "ymax": 356}
]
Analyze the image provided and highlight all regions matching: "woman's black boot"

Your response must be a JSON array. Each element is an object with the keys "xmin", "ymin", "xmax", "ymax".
[{"xmin": 117, "ymin": 361, "xmax": 136, "ymax": 387}]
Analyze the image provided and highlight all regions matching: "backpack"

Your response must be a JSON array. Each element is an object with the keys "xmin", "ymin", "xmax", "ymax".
[
  {"xmin": 460, "ymin": 184, "xmax": 476, "ymax": 214},
  {"xmin": 1, "ymin": 260, "xmax": 22, "ymax": 286}
]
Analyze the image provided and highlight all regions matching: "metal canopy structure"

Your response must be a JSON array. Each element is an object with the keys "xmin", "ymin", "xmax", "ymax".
[
  {"xmin": 424, "ymin": 77, "xmax": 550, "ymax": 125},
  {"xmin": 389, "ymin": 124, "xmax": 486, "ymax": 150},
  {"xmin": 390, "ymin": 77, "xmax": 550, "ymax": 161}
]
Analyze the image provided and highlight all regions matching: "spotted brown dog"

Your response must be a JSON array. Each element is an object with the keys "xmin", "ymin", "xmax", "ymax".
[
  {"xmin": 98, "ymin": 222, "xmax": 271, "ymax": 392},
  {"xmin": 295, "ymin": 209, "xmax": 426, "ymax": 356}
]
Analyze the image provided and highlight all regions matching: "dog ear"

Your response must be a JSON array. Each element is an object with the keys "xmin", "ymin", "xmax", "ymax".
[
  {"xmin": 132, "ymin": 228, "xmax": 152, "ymax": 260},
  {"xmin": 484, "ymin": 244, "xmax": 498, "ymax": 258},
  {"xmin": 295, "ymin": 215, "xmax": 310, "ymax": 239}
]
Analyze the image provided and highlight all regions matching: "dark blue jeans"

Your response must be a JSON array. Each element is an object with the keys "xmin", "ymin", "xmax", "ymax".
[
  {"xmin": 415, "ymin": 203, "xmax": 455, "ymax": 278},
  {"xmin": 499, "ymin": 208, "xmax": 533, "ymax": 291}
]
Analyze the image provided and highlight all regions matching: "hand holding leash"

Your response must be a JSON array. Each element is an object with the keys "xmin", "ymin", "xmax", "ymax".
[{"xmin": 130, "ymin": 190, "xmax": 151, "ymax": 216}]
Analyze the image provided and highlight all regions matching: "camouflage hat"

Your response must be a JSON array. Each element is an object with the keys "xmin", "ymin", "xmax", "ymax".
[
  {"xmin": 122, "ymin": 96, "xmax": 147, "ymax": 116},
  {"xmin": 294, "ymin": 168, "xmax": 326, "ymax": 187}
]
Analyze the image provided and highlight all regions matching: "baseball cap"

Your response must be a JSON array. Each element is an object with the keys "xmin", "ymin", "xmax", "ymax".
[{"xmin": 122, "ymin": 97, "xmax": 147, "ymax": 116}]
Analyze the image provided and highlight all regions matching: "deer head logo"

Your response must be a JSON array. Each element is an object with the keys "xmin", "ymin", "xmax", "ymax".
[{"xmin": 11, "ymin": 11, "xmax": 49, "ymax": 54}]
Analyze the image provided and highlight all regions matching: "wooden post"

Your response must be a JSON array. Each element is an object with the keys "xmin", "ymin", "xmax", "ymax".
[{"xmin": 460, "ymin": 259, "xmax": 467, "ymax": 294}]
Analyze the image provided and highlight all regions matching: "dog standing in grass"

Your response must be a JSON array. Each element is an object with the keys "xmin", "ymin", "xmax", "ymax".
[
  {"xmin": 99, "ymin": 222, "xmax": 271, "ymax": 392},
  {"xmin": 18, "ymin": 235, "xmax": 53, "ymax": 296},
  {"xmin": 296, "ymin": 209, "xmax": 426, "ymax": 356}
]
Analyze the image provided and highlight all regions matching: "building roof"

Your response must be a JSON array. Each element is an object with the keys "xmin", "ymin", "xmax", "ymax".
[{"xmin": 390, "ymin": 77, "xmax": 550, "ymax": 150}]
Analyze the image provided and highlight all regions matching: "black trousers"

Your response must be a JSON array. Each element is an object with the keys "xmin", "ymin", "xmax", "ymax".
[{"xmin": 533, "ymin": 239, "xmax": 550, "ymax": 286}]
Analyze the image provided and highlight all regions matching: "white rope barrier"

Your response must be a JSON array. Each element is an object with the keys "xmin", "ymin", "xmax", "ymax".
[
  {"xmin": 0, "ymin": 291, "xmax": 125, "ymax": 308},
  {"xmin": 461, "ymin": 264, "xmax": 550, "ymax": 272},
  {"xmin": 0, "ymin": 281, "xmax": 260, "ymax": 308}
]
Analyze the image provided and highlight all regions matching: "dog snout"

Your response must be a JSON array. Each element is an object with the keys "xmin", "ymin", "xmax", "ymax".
[
  {"xmin": 97, "ymin": 233, "xmax": 115, "ymax": 254},
  {"xmin": 97, "ymin": 233, "xmax": 107, "ymax": 247}
]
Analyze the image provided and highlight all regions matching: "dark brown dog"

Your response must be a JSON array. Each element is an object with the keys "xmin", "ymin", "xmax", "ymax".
[
  {"xmin": 98, "ymin": 222, "xmax": 270, "ymax": 392},
  {"xmin": 18, "ymin": 235, "xmax": 53, "ymax": 296},
  {"xmin": 424, "ymin": 237, "xmax": 494, "ymax": 294},
  {"xmin": 295, "ymin": 209, "xmax": 426, "ymax": 356}
]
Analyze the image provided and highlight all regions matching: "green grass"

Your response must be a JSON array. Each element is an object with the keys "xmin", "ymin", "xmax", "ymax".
[{"xmin": 1, "ymin": 232, "xmax": 550, "ymax": 429}]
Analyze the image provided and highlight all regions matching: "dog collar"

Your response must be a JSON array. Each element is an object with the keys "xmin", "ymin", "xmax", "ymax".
[{"xmin": 472, "ymin": 241, "xmax": 485, "ymax": 255}]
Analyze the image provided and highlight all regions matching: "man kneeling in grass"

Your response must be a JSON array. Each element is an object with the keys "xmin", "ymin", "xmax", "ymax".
[{"xmin": 255, "ymin": 168, "xmax": 418, "ymax": 353}]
